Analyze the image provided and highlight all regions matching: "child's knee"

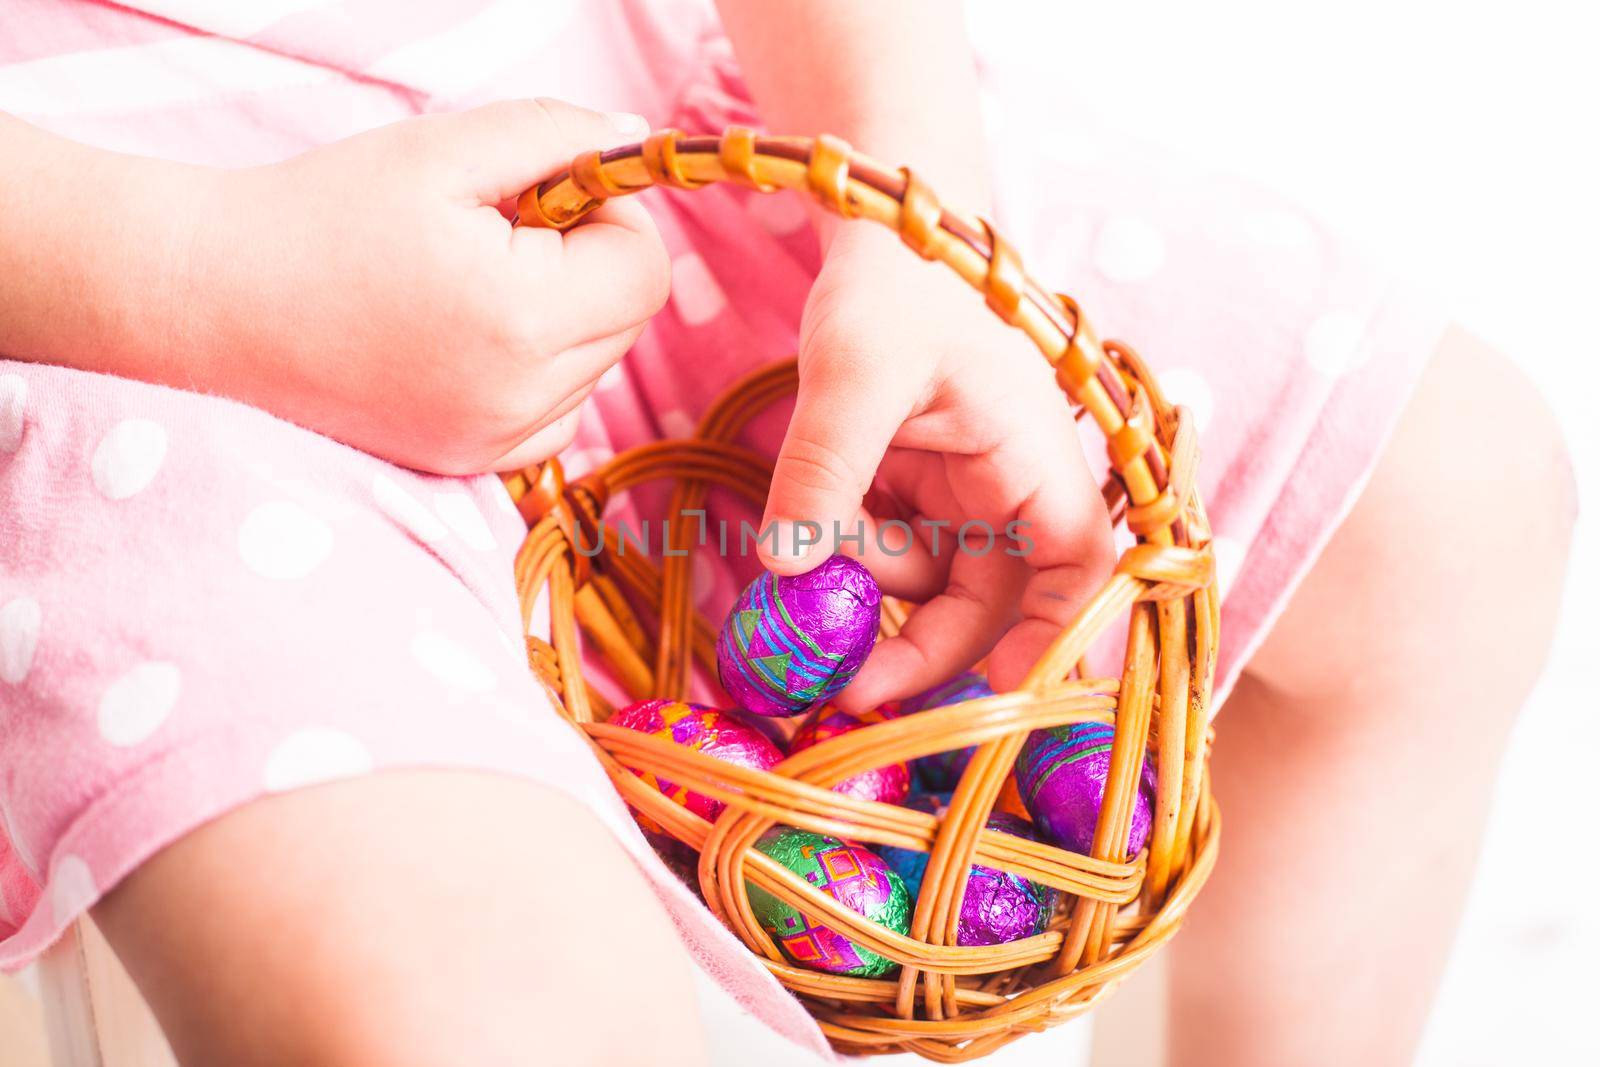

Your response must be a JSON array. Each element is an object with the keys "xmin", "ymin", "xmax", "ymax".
[
  {"xmin": 1245, "ymin": 324, "xmax": 1574, "ymax": 701},
  {"xmin": 94, "ymin": 772, "xmax": 706, "ymax": 1067}
]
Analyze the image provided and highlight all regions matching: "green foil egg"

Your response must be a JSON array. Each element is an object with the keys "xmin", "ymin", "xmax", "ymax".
[{"xmin": 746, "ymin": 827, "xmax": 911, "ymax": 977}]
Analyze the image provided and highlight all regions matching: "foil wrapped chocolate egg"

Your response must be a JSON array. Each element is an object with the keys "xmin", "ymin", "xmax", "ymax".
[
  {"xmin": 716, "ymin": 554, "xmax": 881, "ymax": 717},
  {"xmin": 876, "ymin": 793, "xmax": 950, "ymax": 893},
  {"xmin": 747, "ymin": 827, "xmax": 910, "ymax": 977},
  {"xmin": 1014, "ymin": 722, "xmax": 1154, "ymax": 857},
  {"xmin": 609, "ymin": 700, "xmax": 783, "ymax": 831},
  {"xmin": 879, "ymin": 797, "xmax": 1058, "ymax": 947},
  {"xmin": 902, "ymin": 672, "xmax": 995, "ymax": 792},
  {"xmin": 789, "ymin": 704, "xmax": 911, "ymax": 805}
]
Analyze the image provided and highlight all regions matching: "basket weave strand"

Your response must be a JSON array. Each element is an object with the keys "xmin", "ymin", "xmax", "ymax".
[{"xmin": 501, "ymin": 128, "xmax": 1221, "ymax": 1062}]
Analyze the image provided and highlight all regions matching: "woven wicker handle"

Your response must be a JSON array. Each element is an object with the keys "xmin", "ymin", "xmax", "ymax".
[{"xmin": 514, "ymin": 127, "xmax": 1213, "ymax": 690}]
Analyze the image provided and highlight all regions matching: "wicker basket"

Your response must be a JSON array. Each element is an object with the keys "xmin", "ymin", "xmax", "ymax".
[{"xmin": 501, "ymin": 128, "xmax": 1220, "ymax": 1062}]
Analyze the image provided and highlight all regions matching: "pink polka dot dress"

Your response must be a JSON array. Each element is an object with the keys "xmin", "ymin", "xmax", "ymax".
[{"xmin": 0, "ymin": 0, "xmax": 1446, "ymax": 1053}]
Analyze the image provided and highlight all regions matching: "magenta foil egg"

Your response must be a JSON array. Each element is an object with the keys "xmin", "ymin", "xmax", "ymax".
[
  {"xmin": 1013, "ymin": 722, "xmax": 1155, "ymax": 857},
  {"xmin": 716, "ymin": 554, "xmax": 881, "ymax": 717},
  {"xmin": 789, "ymin": 704, "xmax": 911, "ymax": 805},
  {"xmin": 608, "ymin": 700, "xmax": 784, "ymax": 830}
]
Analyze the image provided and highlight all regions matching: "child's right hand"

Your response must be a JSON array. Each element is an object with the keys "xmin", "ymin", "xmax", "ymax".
[
  {"xmin": 1, "ymin": 100, "xmax": 668, "ymax": 475},
  {"xmin": 209, "ymin": 100, "xmax": 669, "ymax": 474}
]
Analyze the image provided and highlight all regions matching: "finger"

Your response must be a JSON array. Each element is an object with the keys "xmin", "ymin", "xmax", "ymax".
[
  {"xmin": 849, "ymin": 450, "xmax": 955, "ymax": 601},
  {"xmin": 488, "ymin": 324, "xmax": 642, "ymax": 465},
  {"xmin": 760, "ymin": 353, "xmax": 918, "ymax": 576},
  {"xmin": 982, "ymin": 421, "xmax": 1116, "ymax": 691},
  {"xmin": 842, "ymin": 508, "xmax": 949, "ymax": 602},
  {"xmin": 428, "ymin": 98, "xmax": 649, "ymax": 205},
  {"xmin": 837, "ymin": 548, "xmax": 1030, "ymax": 712},
  {"xmin": 511, "ymin": 198, "xmax": 670, "ymax": 349}
]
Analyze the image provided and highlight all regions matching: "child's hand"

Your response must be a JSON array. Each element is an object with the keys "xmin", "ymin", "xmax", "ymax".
[
  {"xmin": 762, "ymin": 223, "xmax": 1115, "ymax": 704},
  {"xmin": 5, "ymin": 101, "xmax": 666, "ymax": 473},
  {"xmin": 88, "ymin": 100, "xmax": 664, "ymax": 475}
]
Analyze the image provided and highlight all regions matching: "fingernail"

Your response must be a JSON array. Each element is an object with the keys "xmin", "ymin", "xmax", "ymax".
[
  {"xmin": 766, "ymin": 520, "xmax": 825, "ymax": 568},
  {"xmin": 604, "ymin": 111, "xmax": 649, "ymax": 137}
]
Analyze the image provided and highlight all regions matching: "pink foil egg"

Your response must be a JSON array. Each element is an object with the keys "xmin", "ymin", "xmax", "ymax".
[
  {"xmin": 609, "ymin": 700, "xmax": 783, "ymax": 832},
  {"xmin": 789, "ymin": 704, "xmax": 911, "ymax": 805}
]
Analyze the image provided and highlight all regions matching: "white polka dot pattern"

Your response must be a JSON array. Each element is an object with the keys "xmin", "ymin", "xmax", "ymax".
[
  {"xmin": 1212, "ymin": 536, "xmax": 1247, "ymax": 599},
  {"xmin": 91, "ymin": 418, "xmax": 167, "ymax": 500},
  {"xmin": 49, "ymin": 854, "xmax": 96, "ymax": 926},
  {"xmin": 1160, "ymin": 368, "xmax": 1215, "ymax": 432},
  {"xmin": 1092, "ymin": 216, "xmax": 1166, "ymax": 282},
  {"xmin": 691, "ymin": 553, "xmax": 719, "ymax": 607},
  {"xmin": 493, "ymin": 627, "xmax": 523, "ymax": 663},
  {"xmin": 659, "ymin": 410, "xmax": 695, "ymax": 439},
  {"xmin": 411, "ymin": 629, "xmax": 498, "ymax": 694},
  {"xmin": 432, "ymin": 491, "xmax": 496, "ymax": 551},
  {"xmin": 1243, "ymin": 208, "xmax": 1316, "ymax": 248},
  {"xmin": 0, "ymin": 597, "xmax": 41, "ymax": 686},
  {"xmin": 491, "ymin": 484, "xmax": 520, "ymax": 516},
  {"xmin": 669, "ymin": 252, "xmax": 727, "ymax": 326},
  {"xmin": 263, "ymin": 729, "xmax": 374, "ymax": 793},
  {"xmin": 561, "ymin": 448, "xmax": 610, "ymax": 480},
  {"xmin": 0, "ymin": 375, "xmax": 26, "ymax": 454},
  {"xmin": 238, "ymin": 500, "xmax": 335, "ymax": 579},
  {"xmin": 98, "ymin": 661, "xmax": 181, "ymax": 747},
  {"xmin": 373, "ymin": 473, "xmax": 447, "ymax": 543},
  {"xmin": 746, "ymin": 190, "xmax": 809, "ymax": 236},
  {"xmin": 1303, "ymin": 312, "xmax": 1369, "ymax": 376}
]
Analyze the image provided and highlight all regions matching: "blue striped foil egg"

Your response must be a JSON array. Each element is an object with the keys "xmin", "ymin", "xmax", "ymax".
[
  {"xmin": 901, "ymin": 672, "xmax": 994, "ymax": 792},
  {"xmin": 716, "ymin": 554, "xmax": 881, "ymax": 717},
  {"xmin": 1013, "ymin": 722, "xmax": 1155, "ymax": 857}
]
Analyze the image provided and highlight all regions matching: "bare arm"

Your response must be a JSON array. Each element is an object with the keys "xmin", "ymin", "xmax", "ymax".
[
  {"xmin": 0, "ymin": 103, "xmax": 666, "ymax": 473},
  {"xmin": 713, "ymin": 0, "xmax": 993, "ymax": 237},
  {"xmin": 0, "ymin": 114, "xmax": 216, "ymax": 384}
]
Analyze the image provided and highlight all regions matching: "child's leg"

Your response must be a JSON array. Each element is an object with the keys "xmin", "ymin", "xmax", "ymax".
[
  {"xmin": 1169, "ymin": 326, "xmax": 1575, "ymax": 1065},
  {"xmin": 90, "ymin": 771, "xmax": 709, "ymax": 1067}
]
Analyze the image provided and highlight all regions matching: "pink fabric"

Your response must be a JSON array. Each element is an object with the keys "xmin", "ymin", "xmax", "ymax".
[{"xmin": 0, "ymin": 0, "xmax": 1446, "ymax": 1056}]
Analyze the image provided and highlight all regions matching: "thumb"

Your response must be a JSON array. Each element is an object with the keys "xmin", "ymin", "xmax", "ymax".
[
  {"xmin": 431, "ymin": 98, "xmax": 649, "ymax": 205},
  {"xmin": 761, "ymin": 356, "xmax": 910, "ymax": 575}
]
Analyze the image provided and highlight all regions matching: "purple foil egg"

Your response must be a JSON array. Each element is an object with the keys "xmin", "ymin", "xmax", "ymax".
[
  {"xmin": 902, "ymin": 672, "xmax": 995, "ymax": 792},
  {"xmin": 789, "ymin": 704, "xmax": 911, "ymax": 805},
  {"xmin": 878, "ymin": 799, "xmax": 1058, "ymax": 946},
  {"xmin": 1013, "ymin": 722, "xmax": 1155, "ymax": 857},
  {"xmin": 716, "ymin": 554, "xmax": 881, "ymax": 717}
]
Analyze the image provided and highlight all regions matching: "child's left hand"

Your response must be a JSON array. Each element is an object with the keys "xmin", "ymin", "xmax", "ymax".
[{"xmin": 761, "ymin": 222, "xmax": 1115, "ymax": 705}]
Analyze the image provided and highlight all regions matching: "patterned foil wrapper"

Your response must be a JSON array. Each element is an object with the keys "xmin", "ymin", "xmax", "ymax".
[
  {"xmin": 1014, "ymin": 722, "xmax": 1155, "ymax": 857},
  {"xmin": 880, "ymin": 798, "xmax": 1058, "ymax": 947},
  {"xmin": 788, "ymin": 704, "xmax": 911, "ymax": 805},
  {"xmin": 876, "ymin": 792, "xmax": 949, "ymax": 894},
  {"xmin": 901, "ymin": 672, "xmax": 995, "ymax": 792},
  {"xmin": 716, "ymin": 554, "xmax": 881, "ymax": 717},
  {"xmin": 609, "ymin": 700, "xmax": 784, "ymax": 830},
  {"xmin": 747, "ymin": 827, "xmax": 910, "ymax": 978}
]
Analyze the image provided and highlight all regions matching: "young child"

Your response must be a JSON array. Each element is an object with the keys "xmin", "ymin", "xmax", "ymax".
[{"xmin": 0, "ymin": 1, "xmax": 1574, "ymax": 1064}]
